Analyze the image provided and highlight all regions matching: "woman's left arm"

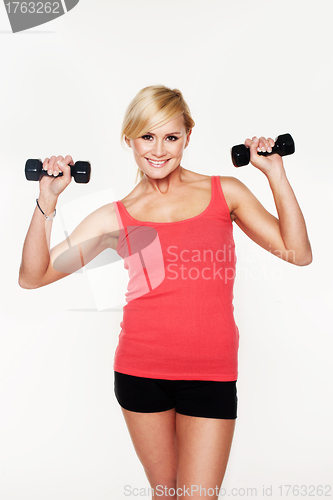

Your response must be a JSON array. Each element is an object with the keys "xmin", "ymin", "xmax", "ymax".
[{"xmin": 230, "ymin": 135, "xmax": 313, "ymax": 266}]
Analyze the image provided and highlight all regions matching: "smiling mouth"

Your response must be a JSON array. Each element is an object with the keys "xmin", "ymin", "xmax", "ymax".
[{"xmin": 145, "ymin": 158, "xmax": 170, "ymax": 167}]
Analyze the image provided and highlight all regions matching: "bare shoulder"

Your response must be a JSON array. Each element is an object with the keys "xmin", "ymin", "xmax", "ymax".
[
  {"xmin": 98, "ymin": 202, "xmax": 120, "ymax": 237},
  {"xmin": 183, "ymin": 169, "xmax": 211, "ymax": 183},
  {"xmin": 70, "ymin": 202, "xmax": 121, "ymax": 251},
  {"xmin": 183, "ymin": 170, "xmax": 212, "ymax": 191},
  {"xmin": 219, "ymin": 175, "xmax": 250, "ymax": 206},
  {"xmin": 219, "ymin": 176, "xmax": 251, "ymax": 220}
]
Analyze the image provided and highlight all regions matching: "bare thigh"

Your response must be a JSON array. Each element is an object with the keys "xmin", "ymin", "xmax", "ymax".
[
  {"xmin": 121, "ymin": 407, "xmax": 236, "ymax": 500},
  {"xmin": 176, "ymin": 413, "xmax": 236, "ymax": 499},
  {"xmin": 121, "ymin": 407, "xmax": 178, "ymax": 494}
]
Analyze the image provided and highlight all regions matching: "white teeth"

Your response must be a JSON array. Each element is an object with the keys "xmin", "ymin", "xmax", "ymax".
[{"xmin": 147, "ymin": 159, "xmax": 169, "ymax": 164}]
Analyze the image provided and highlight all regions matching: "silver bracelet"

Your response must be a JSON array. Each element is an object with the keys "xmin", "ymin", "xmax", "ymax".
[{"xmin": 36, "ymin": 198, "xmax": 56, "ymax": 221}]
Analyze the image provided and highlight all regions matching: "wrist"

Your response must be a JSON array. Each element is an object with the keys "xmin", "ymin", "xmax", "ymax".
[
  {"xmin": 38, "ymin": 190, "xmax": 58, "ymax": 204},
  {"xmin": 37, "ymin": 192, "xmax": 58, "ymax": 216},
  {"xmin": 264, "ymin": 164, "xmax": 287, "ymax": 183}
]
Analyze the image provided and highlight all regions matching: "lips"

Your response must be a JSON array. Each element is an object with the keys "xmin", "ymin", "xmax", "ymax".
[{"xmin": 145, "ymin": 158, "xmax": 170, "ymax": 168}]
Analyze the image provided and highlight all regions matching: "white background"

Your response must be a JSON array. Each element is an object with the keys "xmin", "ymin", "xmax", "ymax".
[{"xmin": 0, "ymin": 1, "xmax": 332, "ymax": 499}]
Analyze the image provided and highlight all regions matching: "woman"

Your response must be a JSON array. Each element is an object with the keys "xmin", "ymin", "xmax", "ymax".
[{"xmin": 19, "ymin": 85, "xmax": 312, "ymax": 500}]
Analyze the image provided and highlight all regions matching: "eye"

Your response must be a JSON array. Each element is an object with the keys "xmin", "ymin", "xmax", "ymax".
[{"xmin": 142, "ymin": 134, "xmax": 178, "ymax": 142}]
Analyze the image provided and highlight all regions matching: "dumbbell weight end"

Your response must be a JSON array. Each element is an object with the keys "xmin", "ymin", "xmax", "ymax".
[
  {"xmin": 25, "ymin": 159, "xmax": 91, "ymax": 183},
  {"xmin": 231, "ymin": 133, "xmax": 295, "ymax": 167}
]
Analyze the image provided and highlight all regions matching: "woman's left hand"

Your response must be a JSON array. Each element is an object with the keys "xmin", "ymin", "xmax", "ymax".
[{"xmin": 244, "ymin": 136, "xmax": 284, "ymax": 175}]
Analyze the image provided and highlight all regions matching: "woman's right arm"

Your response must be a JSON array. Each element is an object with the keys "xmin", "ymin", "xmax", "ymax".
[{"xmin": 18, "ymin": 155, "xmax": 120, "ymax": 289}]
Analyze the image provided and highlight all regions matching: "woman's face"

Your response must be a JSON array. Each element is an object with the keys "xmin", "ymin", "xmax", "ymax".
[{"xmin": 125, "ymin": 115, "xmax": 192, "ymax": 178}]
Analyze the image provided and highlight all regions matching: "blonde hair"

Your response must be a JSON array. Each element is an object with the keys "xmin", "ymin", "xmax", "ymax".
[{"xmin": 120, "ymin": 85, "xmax": 195, "ymax": 183}]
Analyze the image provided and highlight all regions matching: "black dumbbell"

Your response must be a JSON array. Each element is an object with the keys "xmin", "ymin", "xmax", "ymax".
[
  {"xmin": 25, "ymin": 159, "xmax": 91, "ymax": 183},
  {"xmin": 231, "ymin": 133, "xmax": 295, "ymax": 167}
]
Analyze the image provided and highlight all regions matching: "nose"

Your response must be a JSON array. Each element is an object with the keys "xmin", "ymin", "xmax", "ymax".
[{"xmin": 150, "ymin": 139, "xmax": 167, "ymax": 158}]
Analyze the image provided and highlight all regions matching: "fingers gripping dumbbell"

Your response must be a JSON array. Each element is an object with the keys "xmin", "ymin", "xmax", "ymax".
[
  {"xmin": 231, "ymin": 133, "xmax": 295, "ymax": 167},
  {"xmin": 25, "ymin": 159, "xmax": 91, "ymax": 183}
]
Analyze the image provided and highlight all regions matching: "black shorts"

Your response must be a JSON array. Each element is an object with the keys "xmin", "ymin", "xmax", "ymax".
[{"xmin": 114, "ymin": 371, "xmax": 237, "ymax": 419}]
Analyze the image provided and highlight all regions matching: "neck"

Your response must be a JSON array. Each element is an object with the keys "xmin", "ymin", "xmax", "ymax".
[{"xmin": 142, "ymin": 164, "xmax": 185, "ymax": 195}]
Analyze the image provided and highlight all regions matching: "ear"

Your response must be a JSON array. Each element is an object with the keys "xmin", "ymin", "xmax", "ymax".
[
  {"xmin": 125, "ymin": 137, "xmax": 131, "ymax": 148},
  {"xmin": 185, "ymin": 129, "xmax": 192, "ymax": 148}
]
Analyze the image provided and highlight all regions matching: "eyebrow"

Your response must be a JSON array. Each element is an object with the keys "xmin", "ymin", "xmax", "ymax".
[{"xmin": 145, "ymin": 131, "xmax": 182, "ymax": 135}]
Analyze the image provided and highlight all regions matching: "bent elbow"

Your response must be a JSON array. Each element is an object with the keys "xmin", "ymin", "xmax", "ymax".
[
  {"xmin": 18, "ymin": 279, "xmax": 33, "ymax": 289},
  {"xmin": 19, "ymin": 280, "xmax": 28, "ymax": 289},
  {"xmin": 296, "ymin": 254, "xmax": 313, "ymax": 266},
  {"xmin": 18, "ymin": 274, "xmax": 28, "ymax": 289},
  {"xmin": 18, "ymin": 275, "xmax": 39, "ymax": 289}
]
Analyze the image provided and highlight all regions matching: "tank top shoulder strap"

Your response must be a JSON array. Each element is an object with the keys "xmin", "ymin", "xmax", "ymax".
[
  {"xmin": 211, "ymin": 175, "xmax": 231, "ymax": 217},
  {"xmin": 114, "ymin": 200, "xmax": 125, "ymax": 229}
]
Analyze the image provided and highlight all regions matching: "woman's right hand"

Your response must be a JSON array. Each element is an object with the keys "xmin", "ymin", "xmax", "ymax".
[{"xmin": 39, "ymin": 155, "xmax": 74, "ymax": 198}]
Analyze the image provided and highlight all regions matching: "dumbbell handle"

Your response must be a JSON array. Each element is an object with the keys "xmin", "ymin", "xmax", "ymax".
[
  {"xmin": 257, "ymin": 142, "xmax": 283, "ymax": 157},
  {"xmin": 44, "ymin": 164, "xmax": 87, "ymax": 178},
  {"xmin": 27, "ymin": 162, "xmax": 82, "ymax": 178}
]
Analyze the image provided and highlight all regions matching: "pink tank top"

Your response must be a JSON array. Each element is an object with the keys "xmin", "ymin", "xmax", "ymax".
[{"xmin": 113, "ymin": 175, "xmax": 239, "ymax": 381}]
